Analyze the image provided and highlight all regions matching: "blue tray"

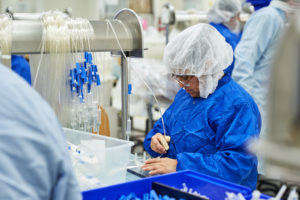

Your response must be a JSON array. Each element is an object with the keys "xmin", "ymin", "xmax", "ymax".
[{"xmin": 82, "ymin": 170, "xmax": 264, "ymax": 200}]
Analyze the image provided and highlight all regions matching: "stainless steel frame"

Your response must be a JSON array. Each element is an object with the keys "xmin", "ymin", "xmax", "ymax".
[{"xmin": 9, "ymin": 8, "xmax": 143, "ymax": 140}]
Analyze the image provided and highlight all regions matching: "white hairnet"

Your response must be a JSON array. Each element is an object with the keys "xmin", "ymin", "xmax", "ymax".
[
  {"xmin": 207, "ymin": 0, "xmax": 242, "ymax": 24},
  {"xmin": 163, "ymin": 23, "xmax": 233, "ymax": 98}
]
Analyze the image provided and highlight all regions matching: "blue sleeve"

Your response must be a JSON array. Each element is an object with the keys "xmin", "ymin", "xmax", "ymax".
[
  {"xmin": 225, "ymin": 33, "xmax": 240, "ymax": 52},
  {"xmin": 209, "ymin": 23, "xmax": 240, "ymax": 51},
  {"xmin": 176, "ymin": 103, "xmax": 261, "ymax": 189},
  {"xmin": 232, "ymin": 10, "xmax": 281, "ymax": 91}
]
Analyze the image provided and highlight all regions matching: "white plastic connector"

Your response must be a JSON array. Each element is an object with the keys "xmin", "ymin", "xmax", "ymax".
[
  {"xmin": 143, "ymin": 151, "xmax": 146, "ymax": 163},
  {"xmin": 287, "ymin": 187, "xmax": 299, "ymax": 200},
  {"xmin": 251, "ymin": 190, "xmax": 261, "ymax": 200},
  {"xmin": 271, "ymin": 185, "xmax": 287, "ymax": 200},
  {"xmin": 126, "ymin": 118, "xmax": 131, "ymax": 141}
]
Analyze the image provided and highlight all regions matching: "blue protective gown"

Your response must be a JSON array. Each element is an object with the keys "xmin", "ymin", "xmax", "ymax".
[
  {"xmin": 209, "ymin": 22, "xmax": 241, "ymax": 76},
  {"xmin": 144, "ymin": 73, "xmax": 261, "ymax": 190},
  {"xmin": 0, "ymin": 64, "xmax": 82, "ymax": 200},
  {"xmin": 11, "ymin": 55, "xmax": 32, "ymax": 85}
]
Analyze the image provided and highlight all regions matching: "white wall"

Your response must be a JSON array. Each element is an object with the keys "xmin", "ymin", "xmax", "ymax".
[
  {"xmin": 0, "ymin": 0, "xmax": 101, "ymax": 20},
  {"xmin": 1, "ymin": 0, "xmax": 35, "ymax": 12},
  {"xmin": 43, "ymin": 0, "xmax": 100, "ymax": 20}
]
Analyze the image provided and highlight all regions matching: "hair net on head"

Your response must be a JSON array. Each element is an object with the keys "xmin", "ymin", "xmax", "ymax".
[
  {"xmin": 207, "ymin": 0, "xmax": 242, "ymax": 24},
  {"xmin": 163, "ymin": 23, "xmax": 233, "ymax": 98}
]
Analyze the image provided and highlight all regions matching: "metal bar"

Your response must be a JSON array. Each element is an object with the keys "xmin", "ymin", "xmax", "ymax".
[
  {"xmin": 114, "ymin": 8, "xmax": 143, "ymax": 140},
  {"xmin": 0, "ymin": 56, "xmax": 11, "ymax": 68},
  {"xmin": 175, "ymin": 11, "xmax": 208, "ymax": 23},
  {"xmin": 174, "ymin": 11, "xmax": 250, "ymax": 23},
  {"xmin": 10, "ymin": 20, "xmax": 141, "ymax": 54},
  {"xmin": 121, "ymin": 55, "xmax": 128, "ymax": 140}
]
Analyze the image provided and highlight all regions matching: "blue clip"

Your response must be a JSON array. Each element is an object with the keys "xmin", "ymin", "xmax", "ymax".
[
  {"xmin": 96, "ymin": 74, "xmax": 101, "ymax": 86},
  {"xmin": 94, "ymin": 64, "xmax": 98, "ymax": 72},
  {"xmin": 76, "ymin": 62, "xmax": 80, "ymax": 72},
  {"xmin": 81, "ymin": 66, "xmax": 87, "ymax": 83},
  {"xmin": 76, "ymin": 85, "xmax": 79, "ymax": 94},
  {"xmin": 128, "ymin": 84, "xmax": 132, "ymax": 95},
  {"xmin": 70, "ymin": 52, "xmax": 101, "ymax": 102},
  {"xmin": 94, "ymin": 65, "xmax": 99, "ymax": 83},
  {"xmin": 74, "ymin": 68, "xmax": 80, "ymax": 88},
  {"xmin": 88, "ymin": 53, "xmax": 93, "ymax": 64},
  {"xmin": 69, "ymin": 70, "xmax": 73, "ymax": 93},
  {"xmin": 88, "ymin": 70, "xmax": 93, "ymax": 84},
  {"xmin": 84, "ymin": 51, "xmax": 89, "ymax": 61},
  {"xmin": 87, "ymin": 82, "xmax": 91, "ymax": 93}
]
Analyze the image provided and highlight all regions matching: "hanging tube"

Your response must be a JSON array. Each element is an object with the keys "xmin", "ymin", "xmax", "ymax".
[{"xmin": 121, "ymin": 54, "xmax": 129, "ymax": 140}]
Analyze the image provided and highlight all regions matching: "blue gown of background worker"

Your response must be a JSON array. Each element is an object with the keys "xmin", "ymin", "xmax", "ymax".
[
  {"xmin": 208, "ymin": 0, "xmax": 242, "ymax": 75},
  {"xmin": 144, "ymin": 71, "xmax": 261, "ymax": 190},
  {"xmin": 11, "ymin": 55, "xmax": 32, "ymax": 85},
  {"xmin": 209, "ymin": 23, "xmax": 241, "ymax": 75},
  {"xmin": 0, "ymin": 63, "xmax": 81, "ymax": 200}
]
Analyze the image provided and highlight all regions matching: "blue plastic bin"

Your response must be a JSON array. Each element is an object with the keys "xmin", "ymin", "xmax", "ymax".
[{"xmin": 82, "ymin": 170, "xmax": 261, "ymax": 200}]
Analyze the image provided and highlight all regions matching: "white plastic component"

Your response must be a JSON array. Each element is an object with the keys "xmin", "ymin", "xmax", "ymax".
[
  {"xmin": 64, "ymin": 128, "xmax": 133, "ymax": 190},
  {"xmin": 143, "ymin": 151, "xmax": 146, "ymax": 162},
  {"xmin": 251, "ymin": 190, "xmax": 261, "ymax": 200},
  {"xmin": 126, "ymin": 118, "xmax": 131, "ymax": 141},
  {"xmin": 272, "ymin": 185, "xmax": 287, "ymax": 200},
  {"xmin": 287, "ymin": 188, "xmax": 299, "ymax": 200}
]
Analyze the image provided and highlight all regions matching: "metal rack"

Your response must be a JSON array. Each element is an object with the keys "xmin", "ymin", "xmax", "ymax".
[
  {"xmin": 8, "ymin": 8, "xmax": 144, "ymax": 140},
  {"xmin": 160, "ymin": 3, "xmax": 251, "ymax": 44}
]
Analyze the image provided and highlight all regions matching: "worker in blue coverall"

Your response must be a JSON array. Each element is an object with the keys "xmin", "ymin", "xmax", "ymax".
[
  {"xmin": 207, "ymin": 0, "xmax": 242, "ymax": 75},
  {"xmin": 142, "ymin": 24, "xmax": 261, "ymax": 190}
]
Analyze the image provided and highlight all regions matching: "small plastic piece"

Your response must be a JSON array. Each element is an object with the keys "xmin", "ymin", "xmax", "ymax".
[
  {"xmin": 158, "ymin": 134, "xmax": 170, "ymax": 151},
  {"xmin": 287, "ymin": 187, "xmax": 298, "ymax": 200},
  {"xmin": 128, "ymin": 84, "xmax": 132, "ymax": 94},
  {"xmin": 251, "ymin": 190, "xmax": 261, "ymax": 200}
]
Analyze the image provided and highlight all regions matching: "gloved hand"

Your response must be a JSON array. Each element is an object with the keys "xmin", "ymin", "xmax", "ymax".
[{"xmin": 150, "ymin": 133, "xmax": 171, "ymax": 154}]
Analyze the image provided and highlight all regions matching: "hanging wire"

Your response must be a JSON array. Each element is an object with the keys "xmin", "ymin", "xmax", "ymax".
[{"xmin": 105, "ymin": 19, "xmax": 167, "ymax": 137}]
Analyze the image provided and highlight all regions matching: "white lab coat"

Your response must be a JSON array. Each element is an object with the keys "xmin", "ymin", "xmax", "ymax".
[{"xmin": 0, "ymin": 64, "xmax": 82, "ymax": 200}]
